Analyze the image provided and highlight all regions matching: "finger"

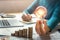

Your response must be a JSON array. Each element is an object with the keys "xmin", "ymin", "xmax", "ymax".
[
  {"xmin": 27, "ymin": 14, "xmax": 32, "ymax": 20},
  {"xmin": 43, "ymin": 20, "xmax": 47, "ymax": 30},
  {"xmin": 35, "ymin": 20, "xmax": 41, "ymax": 34},
  {"xmin": 43, "ymin": 20, "xmax": 47, "ymax": 25},
  {"xmin": 26, "ymin": 14, "xmax": 30, "ymax": 19},
  {"xmin": 39, "ymin": 20, "xmax": 45, "ymax": 35},
  {"xmin": 36, "ymin": 20, "xmax": 46, "ymax": 36},
  {"xmin": 39, "ymin": 20, "xmax": 48, "ymax": 36},
  {"xmin": 22, "ymin": 15, "xmax": 28, "ymax": 21},
  {"xmin": 22, "ymin": 15, "xmax": 25, "ymax": 19},
  {"xmin": 43, "ymin": 20, "xmax": 50, "ymax": 35},
  {"xmin": 43, "ymin": 20, "xmax": 50, "ymax": 33},
  {"xmin": 25, "ymin": 14, "xmax": 29, "ymax": 20},
  {"xmin": 35, "ymin": 20, "xmax": 40, "ymax": 34}
]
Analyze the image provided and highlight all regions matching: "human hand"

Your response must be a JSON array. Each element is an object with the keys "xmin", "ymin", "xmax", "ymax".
[
  {"xmin": 35, "ymin": 20, "xmax": 50, "ymax": 36},
  {"xmin": 22, "ymin": 14, "xmax": 32, "ymax": 22}
]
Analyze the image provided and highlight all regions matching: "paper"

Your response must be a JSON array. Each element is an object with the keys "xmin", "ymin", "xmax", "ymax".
[{"xmin": 20, "ymin": 17, "xmax": 37, "ymax": 24}]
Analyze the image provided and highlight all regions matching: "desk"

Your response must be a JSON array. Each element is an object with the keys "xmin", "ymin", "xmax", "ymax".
[{"xmin": 0, "ymin": 13, "xmax": 60, "ymax": 40}]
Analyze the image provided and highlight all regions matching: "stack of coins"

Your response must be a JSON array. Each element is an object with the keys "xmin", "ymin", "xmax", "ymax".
[
  {"xmin": 19, "ymin": 30, "xmax": 23, "ymax": 37},
  {"xmin": 11, "ymin": 33, "xmax": 15, "ymax": 36},
  {"xmin": 11, "ymin": 27, "xmax": 33, "ymax": 38},
  {"xmin": 28, "ymin": 27, "xmax": 33, "ymax": 38},
  {"xmin": 15, "ymin": 31, "xmax": 19, "ymax": 37},
  {"xmin": 23, "ymin": 29, "xmax": 27, "ymax": 38}
]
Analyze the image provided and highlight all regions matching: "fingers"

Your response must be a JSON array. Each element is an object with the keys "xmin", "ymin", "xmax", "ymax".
[
  {"xmin": 27, "ymin": 14, "xmax": 32, "ymax": 20},
  {"xmin": 22, "ymin": 14, "xmax": 26, "ymax": 20},
  {"xmin": 35, "ymin": 20, "xmax": 41, "ymax": 34},
  {"xmin": 39, "ymin": 20, "xmax": 47, "ymax": 35},
  {"xmin": 35, "ymin": 20, "xmax": 45, "ymax": 35},
  {"xmin": 22, "ymin": 14, "xmax": 28, "ymax": 21},
  {"xmin": 43, "ymin": 20, "xmax": 50, "ymax": 33},
  {"xmin": 35, "ymin": 20, "xmax": 48, "ymax": 36},
  {"xmin": 42, "ymin": 20, "xmax": 47, "ymax": 34},
  {"xmin": 22, "ymin": 14, "xmax": 32, "ymax": 22}
]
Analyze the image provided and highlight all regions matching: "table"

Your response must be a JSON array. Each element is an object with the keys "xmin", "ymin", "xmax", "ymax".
[{"xmin": 0, "ymin": 13, "xmax": 60, "ymax": 40}]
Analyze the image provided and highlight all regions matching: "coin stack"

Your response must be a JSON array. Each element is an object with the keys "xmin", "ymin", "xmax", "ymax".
[
  {"xmin": 19, "ymin": 30, "xmax": 23, "ymax": 37},
  {"xmin": 15, "ymin": 31, "xmax": 19, "ymax": 37},
  {"xmin": 11, "ymin": 27, "xmax": 33, "ymax": 38},
  {"xmin": 28, "ymin": 27, "xmax": 33, "ymax": 38},
  {"xmin": 11, "ymin": 33, "xmax": 15, "ymax": 36},
  {"xmin": 23, "ymin": 29, "xmax": 27, "ymax": 38}
]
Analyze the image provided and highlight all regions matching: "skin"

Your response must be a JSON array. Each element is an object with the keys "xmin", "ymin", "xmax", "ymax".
[
  {"xmin": 22, "ymin": 14, "xmax": 32, "ymax": 22},
  {"xmin": 35, "ymin": 20, "xmax": 50, "ymax": 36}
]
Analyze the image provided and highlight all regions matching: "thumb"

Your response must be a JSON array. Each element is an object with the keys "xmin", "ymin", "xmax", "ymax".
[
  {"xmin": 43, "ymin": 20, "xmax": 47, "ymax": 26},
  {"xmin": 42, "ymin": 20, "xmax": 47, "ymax": 34},
  {"xmin": 43, "ymin": 20, "xmax": 47, "ymax": 29}
]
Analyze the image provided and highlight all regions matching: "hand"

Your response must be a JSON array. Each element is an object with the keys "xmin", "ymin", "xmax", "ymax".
[
  {"xmin": 22, "ymin": 14, "xmax": 32, "ymax": 22},
  {"xmin": 35, "ymin": 20, "xmax": 50, "ymax": 36}
]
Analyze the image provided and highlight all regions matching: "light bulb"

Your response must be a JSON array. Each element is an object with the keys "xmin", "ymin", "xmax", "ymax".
[{"xmin": 34, "ymin": 6, "xmax": 47, "ymax": 19}]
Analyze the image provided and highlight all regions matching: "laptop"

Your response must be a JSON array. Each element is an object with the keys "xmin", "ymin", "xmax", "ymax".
[{"xmin": 0, "ymin": 19, "xmax": 23, "ymax": 28}]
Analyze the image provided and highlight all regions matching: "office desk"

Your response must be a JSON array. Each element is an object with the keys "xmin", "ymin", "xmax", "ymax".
[{"xmin": 0, "ymin": 13, "xmax": 60, "ymax": 40}]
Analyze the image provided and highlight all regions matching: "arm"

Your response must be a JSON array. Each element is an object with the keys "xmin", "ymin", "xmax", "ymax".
[
  {"xmin": 47, "ymin": 6, "xmax": 60, "ymax": 30},
  {"xmin": 23, "ymin": 0, "xmax": 39, "ymax": 14}
]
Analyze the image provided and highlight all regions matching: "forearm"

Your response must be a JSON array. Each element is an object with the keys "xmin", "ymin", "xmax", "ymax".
[
  {"xmin": 47, "ymin": 4, "xmax": 60, "ymax": 30},
  {"xmin": 47, "ymin": 17, "xmax": 59, "ymax": 30},
  {"xmin": 23, "ymin": 0, "xmax": 39, "ymax": 14}
]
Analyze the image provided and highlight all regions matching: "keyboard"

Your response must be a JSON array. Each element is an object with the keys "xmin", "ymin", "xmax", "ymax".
[{"xmin": 0, "ymin": 19, "xmax": 23, "ymax": 28}]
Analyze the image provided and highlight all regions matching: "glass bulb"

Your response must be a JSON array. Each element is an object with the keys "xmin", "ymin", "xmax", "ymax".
[{"xmin": 34, "ymin": 6, "xmax": 47, "ymax": 19}]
